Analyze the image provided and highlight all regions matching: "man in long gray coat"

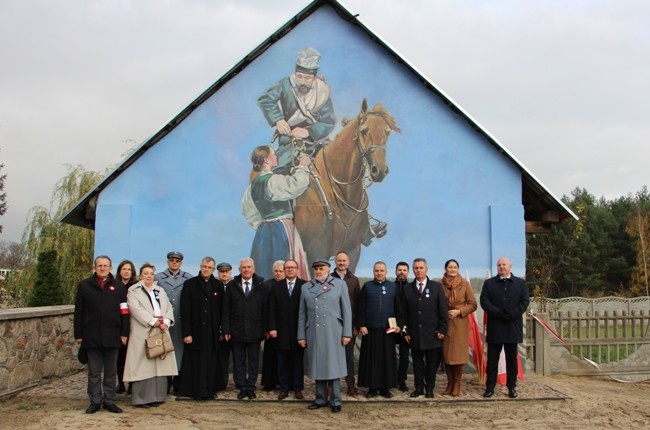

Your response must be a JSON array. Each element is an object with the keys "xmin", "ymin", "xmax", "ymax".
[
  {"xmin": 155, "ymin": 251, "xmax": 191, "ymax": 393},
  {"xmin": 298, "ymin": 259, "xmax": 352, "ymax": 413}
]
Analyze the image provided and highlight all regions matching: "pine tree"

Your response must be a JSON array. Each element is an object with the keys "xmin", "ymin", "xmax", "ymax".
[
  {"xmin": 28, "ymin": 249, "xmax": 65, "ymax": 307},
  {"xmin": 14, "ymin": 165, "xmax": 102, "ymax": 305}
]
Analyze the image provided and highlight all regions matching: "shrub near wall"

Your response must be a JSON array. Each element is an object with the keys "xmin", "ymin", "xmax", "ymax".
[{"xmin": 0, "ymin": 305, "xmax": 80, "ymax": 396}]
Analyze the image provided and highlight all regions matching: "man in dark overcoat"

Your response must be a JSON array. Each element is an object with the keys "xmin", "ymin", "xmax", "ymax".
[
  {"xmin": 261, "ymin": 260, "xmax": 284, "ymax": 391},
  {"xmin": 215, "ymin": 262, "xmax": 233, "ymax": 391},
  {"xmin": 222, "ymin": 257, "xmax": 267, "ymax": 400},
  {"xmin": 394, "ymin": 261, "xmax": 411, "ymax": 392},
  {"xmin": 74, "ymin": 255, "xmax": 129, "ymax": 414},
  {"xmin": 177, "ymin": 257, "xmax": 223, "ymax": 400},
  {"xmin": 268, "ymin": 259, "xmax": 306, "ymax": 400},
  {"xmin": 397, "ymin": 258, "xmax": 448, "ymax": 398},
  {"xmin": 330, "ymin": 251, "xmax": 361, "ymax": 396},
  {"xmin": 480, "ymin": 256, "xmax": 530, "ymax": 399}
]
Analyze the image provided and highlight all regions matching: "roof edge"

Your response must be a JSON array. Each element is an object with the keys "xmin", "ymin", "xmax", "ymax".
[{"xmin": 61, "ymin": 0, "xmax": 577, "ymax": 228}]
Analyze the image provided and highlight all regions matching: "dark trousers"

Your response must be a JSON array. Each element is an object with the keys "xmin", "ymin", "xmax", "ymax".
[
  {"xmin": 218, "ymin": 339, "xmax": 232, "ymax": 390},
  {"xmin": 344, "ymin": 334, "xmax": 356, "ymax": 387},
  {"xmin": 486, "ymin": 342, "xmax": 518, "ymax": 390},
  {"xmin": 396, "ymin": 337, "xmax": 410, "ymax": 385},
  {"xmin": 261, "ymin": 338, "xmax": 277, "ymax": 389},
  {"xmin": 276, "ymin": 349, "xmax": 304, "ymax": 392},
  {"xmin": 86, "ymin": 347, "xmax": 119, "ymax": 406},
  {"xmin": 232, "ymin": 341, "xmax": 261, "ymax": 392},
  {"xmin": 411, "ymin": 347, "xmax": 441, "ymax": 391},
  {"xmin": 116, "ymin": 344, "xmax": 127, "ymax": 386}
]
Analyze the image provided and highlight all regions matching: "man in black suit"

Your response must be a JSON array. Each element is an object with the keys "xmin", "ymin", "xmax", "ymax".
[
  {"xmin": 397, "ymin": 258, "xmax": 448, "ymax": 398},
  {"xmin": 394, "ymin": 261, "xmax": 411, "ymax": 392},
  {"xmin": 222, "ymin": 257, "xmax": 267, "ymax": 400},
  {"xmin": 268, "ymin": 259, "xmax": 306, "ymax": 400},
  {"xmin": 74, "ymin": 255, "xmax": 129, "ymax": 414},
  {"xmin": 215, "ymin": 262, "xmax": 233, "ymax": 391},
  {"xmin": 261, "ymin": 260, "xmax": 284, "ymax": 391},
  {"xmin": 480, "ymin": 257, "xmax": 530, "ymax": 399}
]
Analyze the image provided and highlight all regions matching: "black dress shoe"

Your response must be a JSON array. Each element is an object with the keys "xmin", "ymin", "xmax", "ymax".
[
  {"xmin": 483, "ymin": 388, "xmax": 495, "ymax": 398},
  {"xmin": 366, "ymin": 389, "xmax": 378, "ymax": 398},
  {"xmin": 409, "ymin": 388, "xmax": 423, "ymax": 398},
  {"xmin": 135, "ymin": 404, "xmax": 151, "ymax": 408},
  {"xmin": 331, "ymin": 405, "xmax": 341, "ymax": 413},
  {"xmin": 149, "ymin": 402, "xmax": 161, "ymax": 407},
  {"xmin": 85, "ymin": 403, "xmax": 101, "ymax": 414},
  {"xmin": 103, "ymin": 404, "xmax": 123, "ymax": 413},
  {"xmin": 425, "ymin": 390, "xmax": 434, "ymax": 398},
  {"xmin": 116, "ymin": 383, "xmax": 126, "ymax": 394},
  {"xmin": 380, "ymin": 389, "xmax": 393, "ymax": 399},
  {"xmin": 246, "ymin": 390, "xmax": 256, "ymax": 399},
  {"xmin": 508, "ymin": 388, "xmax": 518, "ymax": 398},
  {"xmin": 237, "ymin": 390, "xmax": 247, "ymax": 400},
  {"xmin": 308, "ymin": 402, "xmax": 324, "ymax": 410},
  {"xmin": 398, "ymin": 384, "xmax": 408, "ymax": 392}
]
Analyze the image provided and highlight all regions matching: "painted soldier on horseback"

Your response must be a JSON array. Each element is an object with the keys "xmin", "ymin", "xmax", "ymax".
[{"xmin": 255, "ymin": 47, "xmax": 388, "ymax": 256}]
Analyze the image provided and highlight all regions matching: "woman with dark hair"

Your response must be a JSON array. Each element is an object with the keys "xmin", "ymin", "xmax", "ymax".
[
  {"xmin": 123, "ymin": 263, "xmax": 177, "ymax": 407},
  {"xmin": 440, "ymin": 259, "xmax": 477, "ymax": 396},
  {"xmin": 116, "ymin": 260, "xmax": 138, "ymax": 394}
]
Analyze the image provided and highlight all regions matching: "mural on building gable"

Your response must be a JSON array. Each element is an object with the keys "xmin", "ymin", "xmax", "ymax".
[
  {"xmin": 93, "ymin": 7, "xmax": 527, "ymax": 280},
  {"xmin": 242, "ymin": 47, "xmax": 399, "ymax": 279}
]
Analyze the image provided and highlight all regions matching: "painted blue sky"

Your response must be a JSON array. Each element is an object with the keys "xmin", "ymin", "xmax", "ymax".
[{"xmin": 96, "ymin": 5, "xmax": 524, "ymax": 278}]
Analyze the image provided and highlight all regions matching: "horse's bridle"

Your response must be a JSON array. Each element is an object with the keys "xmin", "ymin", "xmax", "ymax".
[{"xmin": 353, "ymin": 112, "xmax": 388, "ymax": 167}]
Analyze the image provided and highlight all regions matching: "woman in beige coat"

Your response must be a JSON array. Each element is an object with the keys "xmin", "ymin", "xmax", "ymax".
[
  {"xmin": 123, "ymin": 263, "xmax": 178, "ymax": 407},
  {"xmin": 441, "ymin": 259, "xmax": 477, "ymax": 396}
]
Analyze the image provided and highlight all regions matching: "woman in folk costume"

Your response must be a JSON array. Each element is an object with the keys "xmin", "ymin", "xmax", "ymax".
[
  {"xmin": 241, "ymin": 145, "xmax": 310, "ymax": 280},
  {"xmin": 123, "ymin": 263, "xmax": 177, "ymax": 408},
  {"xmin": 440, "ymin": 259, "xmax": 477, "ymax": 396}
]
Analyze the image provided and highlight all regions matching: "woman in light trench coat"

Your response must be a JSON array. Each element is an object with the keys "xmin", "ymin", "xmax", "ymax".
[{"xmin": 123, "ymin": 263, "xmax": 178, "ymax": 407}]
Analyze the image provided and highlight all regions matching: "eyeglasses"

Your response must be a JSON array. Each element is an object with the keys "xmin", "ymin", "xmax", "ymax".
[{"xmin": 284, "ymin": 266, "xmax": 298, "ymax": 269}]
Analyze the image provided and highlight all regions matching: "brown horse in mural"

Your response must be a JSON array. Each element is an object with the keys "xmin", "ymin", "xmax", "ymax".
[{"xmin": 294, "ymin": 99, "xmax": 400, "ymax": 272}]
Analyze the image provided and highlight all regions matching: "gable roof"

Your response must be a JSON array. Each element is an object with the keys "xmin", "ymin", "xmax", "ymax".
[{"xmin": 61, "ymin": 0, "xmax": 577, "ymax": 232}]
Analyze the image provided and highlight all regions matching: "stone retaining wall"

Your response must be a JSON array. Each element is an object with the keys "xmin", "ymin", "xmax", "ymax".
[{"xmin": 0, "ymin": 305, "xmax": 80, "ymax": 397}]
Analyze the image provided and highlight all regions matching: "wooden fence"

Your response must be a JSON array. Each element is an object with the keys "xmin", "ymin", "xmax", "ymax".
[{"xmin": 526, "ymin": 307, "xmax": 650, "ymax": 377}]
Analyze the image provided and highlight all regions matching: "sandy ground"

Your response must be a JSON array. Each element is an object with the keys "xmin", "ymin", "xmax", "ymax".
[{"xmin": 1, "ymin": 371, "xmax": 649, "ymax": 429}]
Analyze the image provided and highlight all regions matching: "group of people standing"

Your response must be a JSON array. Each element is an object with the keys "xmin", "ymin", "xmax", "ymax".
[{"xmin": 73, "ymin": 251, "xmax": 529, "ymax": 415}]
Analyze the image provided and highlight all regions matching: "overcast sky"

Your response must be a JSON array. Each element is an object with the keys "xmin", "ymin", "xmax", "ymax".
[{"xmin": 1, "ymin": 0, "xmax": 648, "ymax": 244}]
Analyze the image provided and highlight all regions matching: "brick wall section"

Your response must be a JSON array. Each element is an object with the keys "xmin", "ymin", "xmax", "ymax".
[{"xmin": 0, "ymin": 306, "xmax": 80, "ymax": 396}]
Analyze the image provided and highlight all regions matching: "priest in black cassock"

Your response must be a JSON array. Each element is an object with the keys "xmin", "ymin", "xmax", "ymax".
[
  {"xmin": 357, "ymin": 261, "xmax": 400, "ymax": 398},
  {"xmin": 177, "ymin": 257, "xmax": 224, "ymax": 399}
]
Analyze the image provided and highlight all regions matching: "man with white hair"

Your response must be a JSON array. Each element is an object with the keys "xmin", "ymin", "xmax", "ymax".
[
  {"xmin": 480, "ymin": 257, "xmax": 530, "ymax": 399},
  {"xmin": 222, "ymin": 258, "xmax": 267, "ymax": 400}
]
